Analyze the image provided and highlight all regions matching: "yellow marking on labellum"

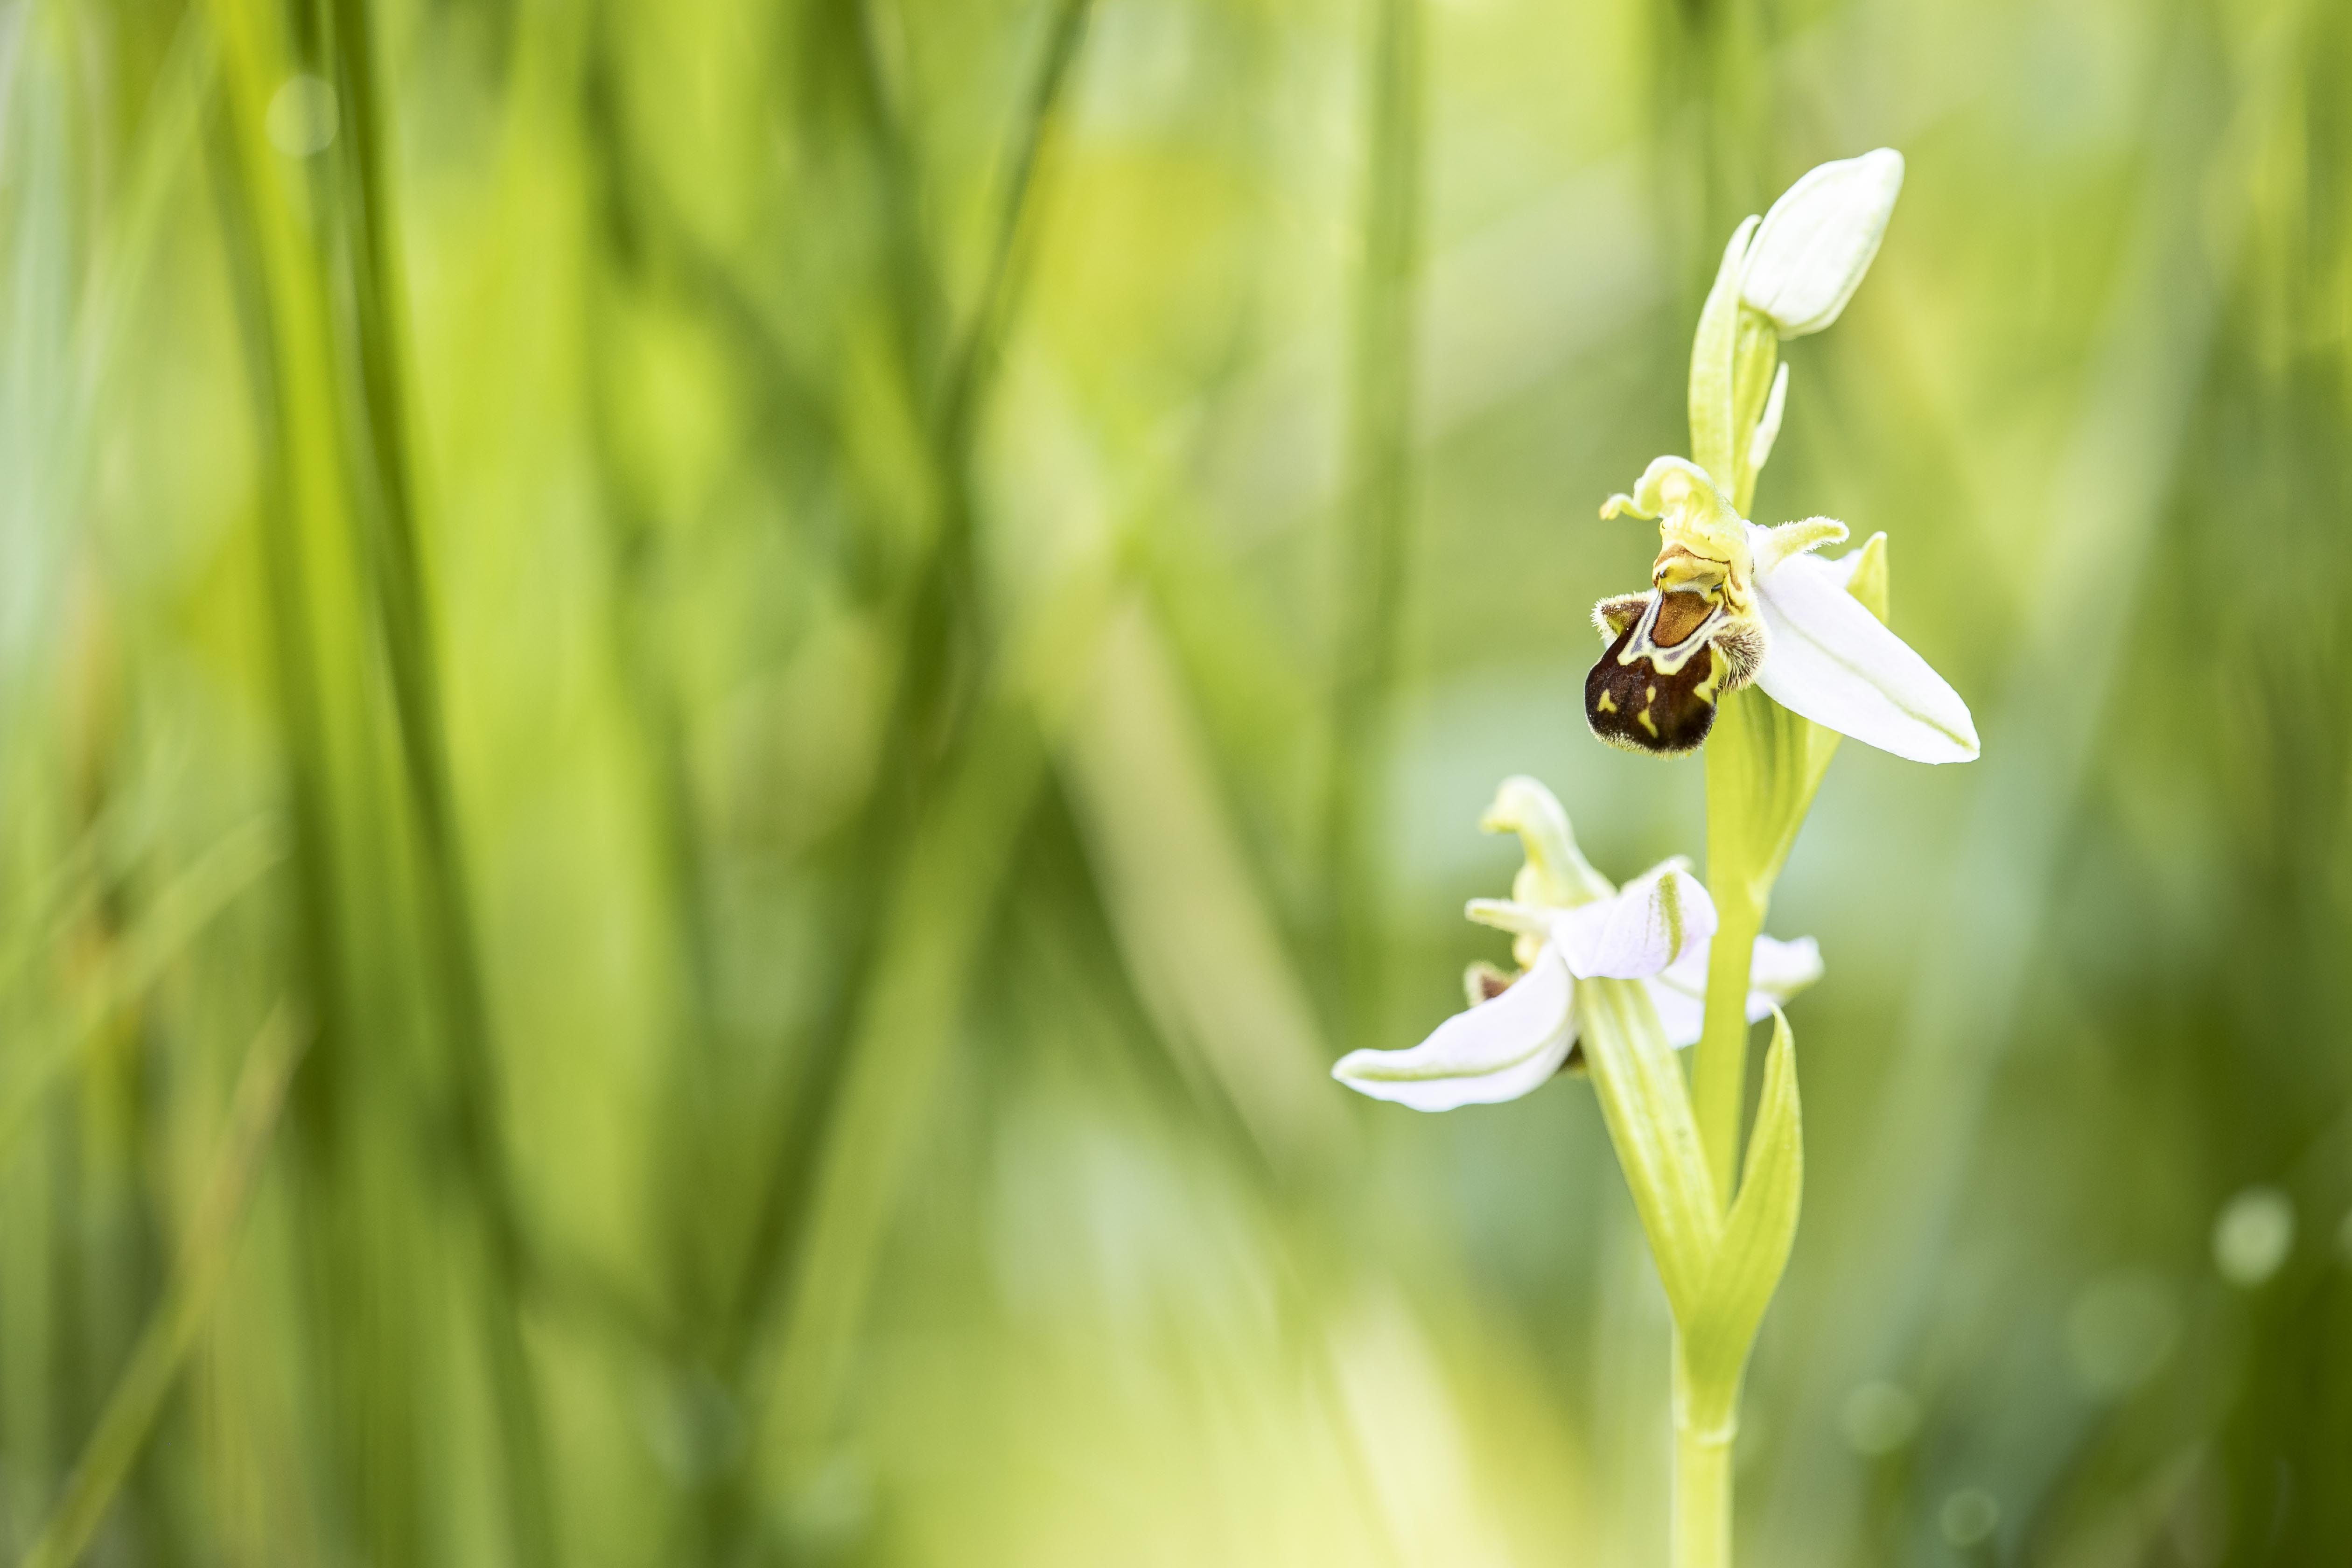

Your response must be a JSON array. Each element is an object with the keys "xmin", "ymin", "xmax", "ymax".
[
  {"xmin": 1596, "ymin": 689, "xmax": 1617, "ymax": 714},
  {"xmin": 1637, "ymin": 708, "xmax": 1659, "ymax": 738},
  {"xmin": 1645, "ymin": 685, "xmax": 1657, "ymax": 703}
]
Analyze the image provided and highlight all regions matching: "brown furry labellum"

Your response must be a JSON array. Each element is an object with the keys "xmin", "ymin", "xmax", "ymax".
[{"xmin": 1583, "ymin": 588, "xmax": 1763, "ymax": 756}]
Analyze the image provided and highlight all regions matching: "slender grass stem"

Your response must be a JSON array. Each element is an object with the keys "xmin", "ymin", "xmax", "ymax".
[{"xmin": 1323, "ymin": 0, "xmax": 1421, "ymax": 1042}]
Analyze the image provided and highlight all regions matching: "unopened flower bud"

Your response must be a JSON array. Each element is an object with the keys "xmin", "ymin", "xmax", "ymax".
[{"xmin": 1740, "ymin": 149, "xmax": 1904, "ymax": 339}]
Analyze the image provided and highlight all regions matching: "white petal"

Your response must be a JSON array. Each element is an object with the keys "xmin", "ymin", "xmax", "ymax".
[
  {"xmin": 1331, "ymin": 945, "xmax": 1576, "ymax": 1111},
  {"xmin": 1740, "ymin": 149, "xmax": 1904, "ymax": 338},
  {"xmin": 1753, "ymin": 549, "xmax": 1979, "ymax": 763},
  {"xmin": 1548, "ymin": 861, "xmax": 1717, "ymax": 980}
]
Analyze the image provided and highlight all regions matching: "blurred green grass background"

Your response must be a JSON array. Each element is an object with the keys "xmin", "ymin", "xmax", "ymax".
[{"xmin": 5, "ymin": 0, "xmax": 2350, "ymax": 1562}]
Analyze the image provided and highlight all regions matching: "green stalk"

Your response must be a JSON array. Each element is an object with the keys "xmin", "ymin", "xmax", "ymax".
[
  {"xmin": 1577, "ymin": 974, "xmax": 1803, "ymax": 1568},
  {"xmin": 1672, "ymin": 1426, "xmax": 1733, "ymax": 1568},
  {"xmin": 1690, "ymin": 859, "xmax": 1764, "ymax": 1201},
  {"xmin": 1671, "ymin": 1350, "xmax": 1734, "ymax": 1568},
  {"xmin": 1691, "ymin": 297, "xmax": 1779, "ymax": 1200},
  {"xmin": 1679, "ymin": 229, "xmax": 1801, "ymax": 1567}
]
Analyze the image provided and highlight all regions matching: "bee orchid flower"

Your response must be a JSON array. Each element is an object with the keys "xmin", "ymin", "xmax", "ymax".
[
  {"xmin": 1583, "ymin": 456, "xmax": 1978, "ymax": 763},
  {"xmin": 1331, "ymin": 778, "xmax": 1821, "ymax": 1111}
]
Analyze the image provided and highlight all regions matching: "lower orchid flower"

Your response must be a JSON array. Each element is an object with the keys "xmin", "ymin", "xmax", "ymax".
[{"xmin": 1331, "ymin": 777, "xmax": 1821, "ymax": 1112}]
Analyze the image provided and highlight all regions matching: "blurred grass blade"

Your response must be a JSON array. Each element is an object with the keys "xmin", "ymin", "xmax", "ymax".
[
  {"xmin": 938, "ymin": 0, "xmax": 1092, "ymax": 430},
  {"xmin": 762, "ymin": 700, "xmax": 1047, "ymax": 1474},
  {"xmin": 0, "ymin": 818, "xmax": 283, "ymax": 1167},
  {"xmin": 1061, "ymin": 598, "xmax": 1349, "ymax": 1178},
  {"xmin": 18, "ymin": 1005, "xmax": 307, "ymax": 1568},
  {"xmin": 1323, "ymin": 0, "xmax": 1423, "ymax": 1039},
  {"xmin": 732, "ymin": 0, "xmax": 1099, "ymax": 1506},
  {"xmin": 70, "ymin": 10, "xmax": 216, "ymax": 472}
]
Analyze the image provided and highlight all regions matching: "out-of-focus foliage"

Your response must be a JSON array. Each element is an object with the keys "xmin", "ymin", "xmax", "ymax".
[{"xmin": 3, "ymin": 0, "xmax": 2349, "ymax": 1562}]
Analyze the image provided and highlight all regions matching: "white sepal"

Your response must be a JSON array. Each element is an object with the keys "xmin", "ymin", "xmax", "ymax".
[
  {"xmin": 1643, "ymin": 973, "xmax": 1708, "ymax": 1050},
  {"xmin": 1751, "ymin": 547, "xmax": 1979, "ymax": 763},
  {"xmin": 1644, "ymin": 933, "xmax": 1825, "ymax": 1048},
  {"xmin": 1740, "ymin": 149, "xmax": 1904, "ymax": 339},
  {"xmin": 1331, "ymin": 945, "xmax": 1577, "ymax": 1111},
  {"xmin": 1744, "ymin": 933, "xmax": 1825, "ymax": 1004},
  {"xmin": 1549, "ymin": 861, "xmax": 1717, "ymax": 981}
]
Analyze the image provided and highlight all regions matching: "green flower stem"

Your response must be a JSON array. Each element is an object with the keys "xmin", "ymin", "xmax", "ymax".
[
  {"xmin": 1691, "ymin": 874, "xmax": 1765, "ymax": 1201},
  {"xmin": 1672, "ymin": 1349, "xmax": 1735, "ymax": 1568},
  {"xmin": 1690, "ymin": 285, "xmax": 1791, "ymax": 1203},
  {"xmin": 1582, "ymin": 940, "xmax": 1805, "ymax": 1568},
  {"xmin": 1667, "ymin": 205, "xmax": 1823, "ymax": 1568}
]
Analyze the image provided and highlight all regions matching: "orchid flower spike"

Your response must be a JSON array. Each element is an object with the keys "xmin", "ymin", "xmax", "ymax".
[
  {"xmin": 1585, "ymin": 460, "xmax": 1978, "ymax": 763},
  {"xmin": 1331, "ymin": 777, "xmax": 1822, "ymax": 1111}
]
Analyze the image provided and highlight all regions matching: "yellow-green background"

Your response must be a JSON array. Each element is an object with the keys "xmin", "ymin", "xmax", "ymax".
[{"xmin": 6, "ymin": 0, "xmax": 2347, "ymax": 1561}]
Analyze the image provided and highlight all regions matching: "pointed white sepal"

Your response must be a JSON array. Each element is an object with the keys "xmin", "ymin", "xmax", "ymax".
[
  {"xmin": 1548, "ymin": 861, "xmax": 1717, "ymax": 981},
  {"xmin": 1744, "ymin": 933, "xmax": 1826, "ymax": 1003},
  {"xmin": 1740, "ymin": 149, "xmax": 1905, "ymax": 339},
  {"xmin": 1751, "ymin": 546, "xmax": 1979, "ymax": 763},
  {"xmin": 1331, "ymin": 944, "xmax": 1577, "ymax": 1111},
  {"xmin": 1643, "ymin": 973, "xmax": 1708, "ymax": 1050},
  {"xmin": 1644, "ymin": 934, "xmax": 1825, "ymax": 1048}
]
